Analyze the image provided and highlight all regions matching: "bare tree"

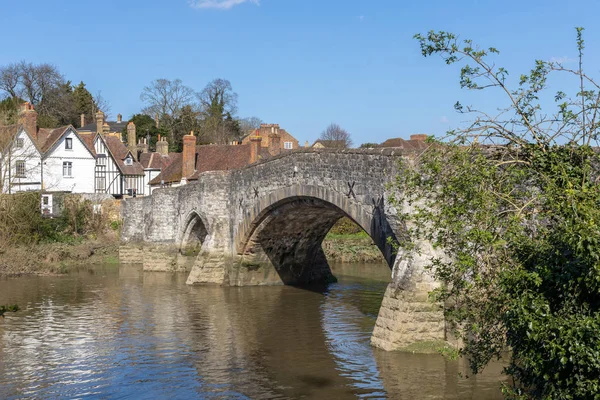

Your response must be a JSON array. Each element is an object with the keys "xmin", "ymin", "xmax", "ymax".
[
  {"xmin": 93, "ymin": 91, "xmax": 111, "ymax": 119},
  {"xmin": 197, "ymin": 79, "xmax": 239, "ymax": 143},
  {"xmin": 237, "ymin": 116, "xmax": 262, "ymax": 138},
  {"xmin": 319, "ymin": 123, "xmax": 353, "ymax": 148},
  {"xmin": 0, "ymin": 63, "xmax": 21, "ymax": 99},
  {"xmin": 140, "ymin": 78, "xmax": 195, "ymax": 142},
  {"xmin": 18, "ymin": 62, "xmax": 64, "ymax": 105}
]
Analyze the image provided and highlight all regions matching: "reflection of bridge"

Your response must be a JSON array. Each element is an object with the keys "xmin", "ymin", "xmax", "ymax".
[{"xmin": 120, "ymin": 149, "xmax": 446, "ymax": 351}]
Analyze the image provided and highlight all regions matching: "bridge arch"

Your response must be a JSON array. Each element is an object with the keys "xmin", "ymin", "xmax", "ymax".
[
  {"xmin": 180, "ymin": 210, "xmax": 209, "ymax": 255},
  {"xmin": 235, "ymin": 184, "xmax": 399, "ymax": 285}
]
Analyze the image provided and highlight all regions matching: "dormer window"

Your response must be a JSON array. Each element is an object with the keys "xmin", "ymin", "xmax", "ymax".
[
  {"xmin": 65, "ymin": 138, "xmax": 72, "ymax": 150},
  {"xmin": 124, "ymin": 156, "xmax": 133, "ymax": 166}
]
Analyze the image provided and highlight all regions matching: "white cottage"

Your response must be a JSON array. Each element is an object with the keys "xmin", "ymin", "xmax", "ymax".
[{"xmin": 0, "ymin": 103, "xmax": 97, "ymax": 195}]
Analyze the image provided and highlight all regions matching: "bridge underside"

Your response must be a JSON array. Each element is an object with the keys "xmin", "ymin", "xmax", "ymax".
[{"xmin": 234, "ymin": 198, "xmax": 349, "ymax": 286}]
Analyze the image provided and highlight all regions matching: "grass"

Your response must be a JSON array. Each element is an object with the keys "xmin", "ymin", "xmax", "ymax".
[
  {"xmin": 103, "ymin": 255, "xmax": 120, "ymax": 265},
  {"xmin": 325, "ymin": 231, "xmax": 370, "ymax": 240},
  {"xmin": 396, "ymin": 340, "xmax": 456, "ymax": 355}
]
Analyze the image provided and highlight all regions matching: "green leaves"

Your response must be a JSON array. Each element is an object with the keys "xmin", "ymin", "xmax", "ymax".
[{"xmin": 399, "ymin": 28, "xmax": 600, "ymax": 398}]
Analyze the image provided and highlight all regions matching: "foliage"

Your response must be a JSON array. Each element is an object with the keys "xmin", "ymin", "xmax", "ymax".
[
  {"xmin": 0, "ymin": 305, "xmax": 18, "ymax": 317},
  {"xmin": 197, "ymin": 78, "xmax": 241, "ymax": 144},
  {"xmin": 319, "ymin": 123, "xmax": 353, "ymax": 148},
  {"xmin": 0, "ymin": 193, "xmax": 110, "ymax": 248},
  {"xmin": 328, "ymin": 216, "xmax": 364, "ymax": 235},
  {"xmin": 393, "ymin": 29, "xmax": 600, "ymax": 398},
  {"xmin": 0, "ymin": 62, "xmax": 105, "ymax": 128},
  {"xmin": 121, "ymin": 114, "xmax": 169, "ymax": 150}
]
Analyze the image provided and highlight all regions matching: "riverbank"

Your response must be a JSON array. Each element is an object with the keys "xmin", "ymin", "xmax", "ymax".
[
  {"xmin": 322, "ymin": 232, "xmax": 386, "ymax": 264},
  {"xmin": 0, "ymin": 236, "xmax": 120, "ymax": 276}
]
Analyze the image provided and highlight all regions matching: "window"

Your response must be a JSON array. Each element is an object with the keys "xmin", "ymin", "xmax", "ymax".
[
  {"xmin": 97, "ymin": 154, "xmax": 106, "ymax": 165},
  {"xmin": 284, "ymin": 141, "xmax": 293, "ymax": 149},
  {"xmin": 95, "ymin": 177, "xmax": 105, "ymax": 192},
  {"xmin": 15, "ymin": 160, "xmax": 25, "ymax": 177},
  {"xmin": 63, "ymin": 161, "xmax": 72, "ymax": 177},
  {"xmin": 15, "ymin": 138, "xmax": 24, "ymax": 148},
  {"xmin": 124, "ymin": 156, "xmax": 132, "ymax": 166},
  {"xmin": 65, "ymin": 138, "xmax": 73, "ymax": 150},
  {"xmin": 43, "ymin": 196, "xmax": 49, "ymax": 205}
]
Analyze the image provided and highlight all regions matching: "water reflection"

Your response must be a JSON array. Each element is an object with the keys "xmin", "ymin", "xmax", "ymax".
[{"xmin": 0, "ymin": 263, "xmax": 504, "ymax": 399}]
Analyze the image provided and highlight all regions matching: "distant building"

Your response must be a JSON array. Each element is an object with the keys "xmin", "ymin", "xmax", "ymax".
[
  {"xmin": 241, "ymin": 123, "xmax": 299, "ymax": 151},
  {"xmin": 312, "ymin": 139, "xmax": 346, "ymax": 149},
  {"xmin": 379, "ymin": 134, "xmax": 430, "ymax": 150}
]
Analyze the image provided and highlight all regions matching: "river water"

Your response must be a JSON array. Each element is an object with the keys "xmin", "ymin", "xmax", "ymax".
[{"xmin": 0, "ymin": 263, "xmax": 504, "ymax": 399}]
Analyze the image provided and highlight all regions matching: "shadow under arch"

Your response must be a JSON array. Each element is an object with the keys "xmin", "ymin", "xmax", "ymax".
[
  {"xmin": 180, "ymin": 211, "xmax": 209, "ymax": 255},
  {"xmin": 235, "ymin": 185, "xmax": 399, "ymax": 286}
]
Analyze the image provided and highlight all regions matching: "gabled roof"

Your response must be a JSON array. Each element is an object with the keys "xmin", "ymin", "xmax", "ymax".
[
  {"xmin": 100, "ymin": 135, "xmax": 145, "ymax": 176},
  {"xmin": 37, "ymin": 126, "xmax": 71, "ymax": 153},
  {"xmin": 139, "ymin": 152, "xmax": 178, "ymax": 170},
  {"xmin": 148, "ymin": 153, "xmax": 183, "ymax": 185},
  {"xmin": 77, "ymin": 132, "xmax": 98, "ymax": 157}
]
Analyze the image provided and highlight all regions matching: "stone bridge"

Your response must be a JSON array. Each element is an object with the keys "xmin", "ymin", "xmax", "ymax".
[{"xmin": 120, "ymin": 149, "xmax": 446, "ymax": 351}]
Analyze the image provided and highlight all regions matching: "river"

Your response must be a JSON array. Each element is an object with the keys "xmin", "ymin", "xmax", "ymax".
[{"xmin": 0, "ymin": 263, "xmax": 504, "ymax": 399}]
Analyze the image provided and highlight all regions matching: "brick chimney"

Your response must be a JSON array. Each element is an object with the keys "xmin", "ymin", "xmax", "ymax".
[
  {"xmin": 96, "ymin": 110, "xmax": 104, "ymax": 134},
  {"xmin": 137, "ymin": 138, "xmax": 148, "ymax": 155},
  {"xmin": 249, "ymin": 131, "xmax": 262, "ymax": 164},
  {"xmin": 102, "ymin": 122, "xmax": 110, "ymax": 136},
  {"xmin": 19, "ymin": 102, "xmax": 37, "ymax": 137},
  {"xmin": 156, "ymin": 135, "xmax": 169, "ymax": 156},
  {"xmin": 268, "ymin": 129, "xmax": 281, "ymax": 156},
  {"xmin": 117, "ymin": 113, "xmax": 122, "ymax": 123},
  {"xmin": 305, "ymin": 140, "xmax": 309, "ymax": 148},
  {"xmin": 80, "ymin": 113, "xmax": 85, "ymax": 128},
  {"xmin": 410, "ymin": 134, "xmax": 428, "ymax": 141},
  {"xmin": 182, "ymin": 131, "xmax": 197, "ymax": 180},
  {"xmin": 127, "ymin": 121, "xmax": 137, "ymax": 160}
]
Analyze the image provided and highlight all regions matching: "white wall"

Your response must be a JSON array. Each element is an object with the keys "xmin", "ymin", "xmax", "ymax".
[
  {"xmin": 2, "ymin": 129, "xmax": 42, "ymax": 193},
  {"xmin": 145, "ymin": 169, "xmax": 161, "ymax": 195},
  {"xmin": 43, "ymin": 128, "xmax": 96, "ymax": 193}
]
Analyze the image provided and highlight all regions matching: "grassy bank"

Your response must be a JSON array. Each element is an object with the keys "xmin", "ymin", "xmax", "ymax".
[
  {"xmin": 0, "ymin": 236, "xmax": 120, "ymax": 276},
  {"xmin": 0, "ymin": 192, "xmax": 121, "ymax": 276},
  {"xmin": 323, "ymin": 231, "xmax": 386, "ymax": 264}
]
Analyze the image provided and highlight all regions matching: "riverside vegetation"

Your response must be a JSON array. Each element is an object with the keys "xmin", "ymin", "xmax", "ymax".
[
  {"xmin": 0, "ymin": 192, "xmax": 120, "ymax": 276},
  {"xmin": 396, "ymin": 29, "xmax": 600, "ymax": 398}
]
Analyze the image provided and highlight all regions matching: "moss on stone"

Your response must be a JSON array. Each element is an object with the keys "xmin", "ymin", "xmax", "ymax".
[{"xmin": 395, "ymin": 340, "xmax": 453, "ymax": 354}]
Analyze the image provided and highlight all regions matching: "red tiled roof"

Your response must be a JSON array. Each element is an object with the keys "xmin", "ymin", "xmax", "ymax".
[
  {"xmin": 380, "ymin": 137, "xmax": 430, "ymax": 150},
  {"xmin": 36, "ymin": 126, "xmax": 71, "ymax": 153},
  {"xmin": 139, "ymin": 152, "xmax": 178, "ymax": 170},
  {"xmin": 149, "ymin": 153, "xmax": 183, "ymax": 185},
  {"xmin": 103, "ymin": 135, "xmax": 145, "ymax": 176},
  {"xmin": 77, "ymin": 132, "xmax": 97, "ymax": 157},
  {"xmin": 149, "ymin": 144, "xmax": 268, "ymax": 185}
]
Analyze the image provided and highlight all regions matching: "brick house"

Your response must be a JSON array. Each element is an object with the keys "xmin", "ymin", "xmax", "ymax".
[
  {"xmin": 379, "ymin": 134, "xmax": 430, "ymax": 150},
  {"xmin": 241, "ymin": 123, "xmax": 299, "ymax": 150}
]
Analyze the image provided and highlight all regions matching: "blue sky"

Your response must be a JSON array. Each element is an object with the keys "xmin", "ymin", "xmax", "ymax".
[{"xmin": 2, "ymin": 0, "xmax": 600, "ymax": 145}]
